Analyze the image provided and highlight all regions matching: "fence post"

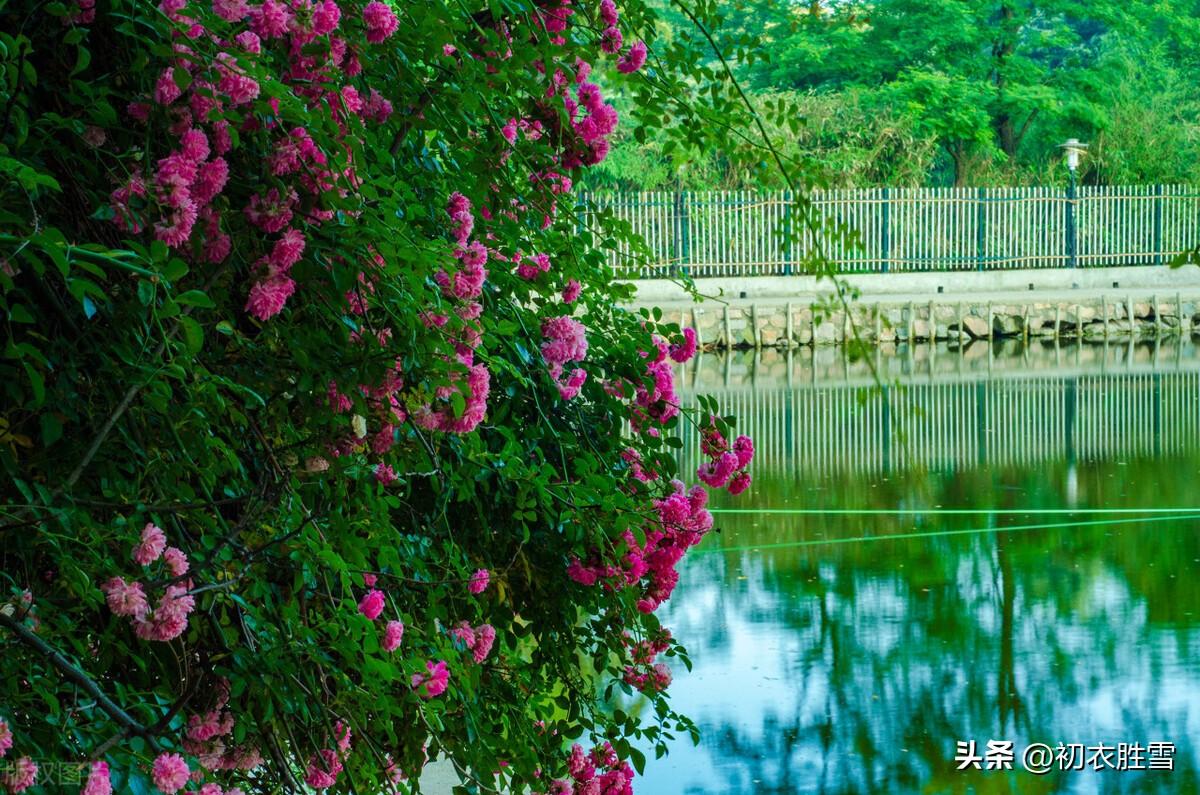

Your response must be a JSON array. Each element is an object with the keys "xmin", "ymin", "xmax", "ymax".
[
  {"xmin": 783, "ymin": 189, "xmax": 793, "ymax": 276},
  {"xmin": 880, "ymin": 187, "xmax": 890, "ymax": 273},
  {"xmin": 668, "ymin": 192, "xmax": 678, "ymax": 276},
  {"xmin": 1154, "ymin": 184, "xmax": 1164, "ymax": 265},
  {"xmin": 1066, "ymin": 175, "xmax": 1078, "ymax": 268},
  {"xmin": 676, "ymin": 190, "xmax": 690, "ymax": 277},
  {"xmin": 976, "ymin": 187, "xmax": 987, "ymax": 271}
]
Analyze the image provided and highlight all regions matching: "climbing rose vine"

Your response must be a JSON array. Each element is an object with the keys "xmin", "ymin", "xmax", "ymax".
[{"xmin": 0, "ymin": 0, "xmax": 768, "ymax": 792}]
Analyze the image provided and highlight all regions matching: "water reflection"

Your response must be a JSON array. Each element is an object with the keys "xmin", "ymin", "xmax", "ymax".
[{"xmin": 640, "ymin": 340, "xmax": 1200, "ymax": 794}]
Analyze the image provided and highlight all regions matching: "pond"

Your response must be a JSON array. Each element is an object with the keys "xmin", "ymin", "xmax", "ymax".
[{"xmin": 638, "ymin": 339, "xmax": 1200, "ymax": 794}]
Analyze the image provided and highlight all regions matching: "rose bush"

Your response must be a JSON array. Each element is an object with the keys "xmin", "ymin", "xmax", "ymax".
[{"xmin": 0, "ymin": 0, "xmax": 768, "ymax": 792}]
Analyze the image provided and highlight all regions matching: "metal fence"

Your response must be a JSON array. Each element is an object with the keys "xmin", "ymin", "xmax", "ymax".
[{"xmin": 588, "ymin": 186, "xmax": 1200, "ymax": 276}]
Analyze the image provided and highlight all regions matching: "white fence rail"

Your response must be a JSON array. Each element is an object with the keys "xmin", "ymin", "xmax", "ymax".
[{"xmin": 588, "ymin": 186, "xmax": 1200, "ymax": 276}]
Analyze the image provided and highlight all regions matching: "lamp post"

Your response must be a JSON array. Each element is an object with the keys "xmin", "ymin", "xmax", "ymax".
[{"xmin": 1059, "ymin": 139, "xmax": 1088, "ymax": 268}]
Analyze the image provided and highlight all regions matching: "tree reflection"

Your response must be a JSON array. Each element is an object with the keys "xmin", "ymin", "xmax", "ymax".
[{"xmin": 640, "ymin": 349, "xmax": 1200, "ymax": 794}]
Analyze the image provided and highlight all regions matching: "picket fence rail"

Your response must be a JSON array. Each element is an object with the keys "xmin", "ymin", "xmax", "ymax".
[{"xmin": 585, "ymin": 186, "xmax": 1200, "ymax": 276}]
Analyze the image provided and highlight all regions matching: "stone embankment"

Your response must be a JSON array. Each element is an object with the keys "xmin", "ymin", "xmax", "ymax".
[
  {"xmin": 668, "ymin": 295, "xmax": 1199, "ymax": 349},
  {"xmin": 630, "ymin": 266, "xmax": 1200, "ymax": 350}
]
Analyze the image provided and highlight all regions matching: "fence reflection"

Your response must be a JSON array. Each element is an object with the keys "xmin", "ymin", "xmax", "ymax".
[{"xmin": 675, "ymin": 340, "xmax": 1200, "ymax": 477}]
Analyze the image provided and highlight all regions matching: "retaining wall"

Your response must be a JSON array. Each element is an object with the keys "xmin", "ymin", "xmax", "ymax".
[
  {"xmin": 660, "ymin": 294, "xmax": 1200, "ymax": 350},
  {"xmin": 630, "ymin": 265, "xmax": 1200, "ymax": 349}
]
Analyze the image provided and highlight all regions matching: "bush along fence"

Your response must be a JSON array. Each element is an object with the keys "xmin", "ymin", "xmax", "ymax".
[{"xmin": 588, "ymin": 186, "xmax": 1200, "ymax": 276}]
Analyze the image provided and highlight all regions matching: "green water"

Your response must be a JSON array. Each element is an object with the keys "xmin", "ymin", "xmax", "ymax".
[{"xmin": 639, "ymin": 341, "xmax": 1200, "ymax": 794}]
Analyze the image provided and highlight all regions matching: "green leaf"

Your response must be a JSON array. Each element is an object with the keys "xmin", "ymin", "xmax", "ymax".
[
  {"xmin": 629, "ymin": 746, "xmax": 647, "ymax": 775},
  {"xmin": 163, "ymin": 258, "xmax": 189, "ymax": 282},
  {"xmin": 40, "ymin": 414, "xmax": 62, "ymax": 446},
  {"xmin": 175, "ymin": 289, "xmax": 215, "ymax": 308},
  {"xmin": 8, "ymin": 304, "xmax": 34, "ymax": 323},
  {"xmin": 178, "ymin": 316, "xmax": 204, "ymax": 356},
  {"xmin": 22, "ymin": 361, "xmax": 45, "ymax": 405},
  {"xmin": 70, "ymin": 44, "xmax": 91, "ymax": 76}
]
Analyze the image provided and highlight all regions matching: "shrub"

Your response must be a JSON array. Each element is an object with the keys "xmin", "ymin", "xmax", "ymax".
[{"xmin": 0, "ymin": 1, "xmax": 756, "ymax": 792}]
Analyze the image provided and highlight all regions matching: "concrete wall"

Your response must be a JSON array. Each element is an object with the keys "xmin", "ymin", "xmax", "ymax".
[{"xmin": 628, "ymin": 265, "xmax": 1200, "ymax": 349}]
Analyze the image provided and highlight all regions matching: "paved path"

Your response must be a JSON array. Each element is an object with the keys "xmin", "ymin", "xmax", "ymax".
[{"xmin": 629, "ymin": 264, "xmax": 1200, "ymax": 309}]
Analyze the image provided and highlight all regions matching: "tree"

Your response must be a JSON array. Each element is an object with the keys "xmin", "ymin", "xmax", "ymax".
[
  {"xmin": 728, "ymin": 0, "xmax": 1200, "ymax": 185},
  {"xmin": 0, "ymin": 1, "xmax": 765, "ymax": 793}
]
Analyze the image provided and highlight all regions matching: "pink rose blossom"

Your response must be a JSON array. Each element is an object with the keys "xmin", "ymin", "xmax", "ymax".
[
  {"xmin": 215, "ymin": 54, "xmax": 260, "ymax": 105},
  {"xmin": 244, "ymin": 188, "xmax": 297, "ymax": 233},
  {"xmin": 162, "ymin": 546, "xmax": 189, "ymax": 577},
  {"xmin": 244, "ymin": 275, "xmax": 296, "ymax": 321},
  {"xmin": 234, "ymin": 30, "xmax": 262, "ymax": 53},
  {"xmin": 364, "ymin": 88, "xmax": 393, "ymax": 123},
  {"xmin": 101, "ymin": 577, "xmax": 150, "ymax": 619},
  {"xmin": 373, "ymin": 463, "xmax": 397, "ymax": 485},
  {"xmin": 268, "ymin": 228, "xmax": 306, "ymax": 270},
  {"xmin": 249, "ymin": 0, "xmax": 291, "ymax": 38},
  {"xmin": 358, "ymin": 588, "xmax": 385, "ymax": 620},
  {"xmin": 81, "ymin": 761, "xmax": 112, "ymax": 795},
  {"xmin": 697, "ymin": 451, "xmax": 739, "ymax": 489},
  {"xmin": 449, "ymin": 621, "xmax": 475, "ymax": 649},
  {"xmin": 133, "ymin": 523, "xmax": 167, "ymax": 565},
  {"xmin": 468, "ymin": 568, "xmax": 489, "ymax": 594},
  {"xmin": 562, "ymin": 279, "xmax": 582, "ymax": 303},
  {"xmin": 733, "ymin": 435, "xmax": 755, "ymax": 468},
  {"xmin": 599, "ymin": 0, "xmax": 618, "ymax": 25},
  {"xmin": 668, "ymin": 327, "xmax": 697, "ymax": 363},
  {"xmin": 727, "ymin": 471, "xmax": 751, "ymax": 495},
  {"xmin": 155, "ymin": 68, "xmax": 182, "ymax": 105},
  {"xmin": 180, "ymin": 128, "xmax": 209, "ymax": 162},
  {"xmin": 304, "ymin": 748, "xmax": 342, "ymax": 789},
  {"xmin": 362, "ymin": 1, "xmax": 398, "ymax": 43},
  {"xmin": 212, "ymin": 0, "xmax": 249, "ymax": 22},
  {"xmin": 382, "ymin": 619, "xmax": 404, "ymax": 652},
  {"xmin": 312, "ymin": 0, "xmax": 341, "ymax": 34},
  {"xmin": 151, "ymin": 753, "xmax": 189, "ymax": 794},
  {"xmin": 191, "ymin": 158, "xmax": 229, "ymax": 205},
  {"xmin": 600, "ymin": 25, "xmax": 623, "ymax": 54},
  {"xmin": 1, "ymin": 756, "xmax": 36, "ymax": 793},
  {"xmin": 411, "ymin": 659, "xmax": 450, "ymax": 699},
  {"xmin": 472, "ymin": 623, "xmax": 496, "ymax": 663},
  {"xmin": 334, "ymin": 721, "xmax": 352, "ymax": 753},
  {"xmin": 557, "ymin": 367, "xmax": 587, "ymax": 400},
  {"xmin": 0, "ymin": 718, "xmax": 12, "ymax": 758},
  {"xmin": 617, "ymin": 40, "xmax": 648, "ymax": 74},
  {"xmin": 211, "ymin": 120, "xmax": 232, "ymax": 155},
  {"xmin": 134, "ymin": 583, "xmax": 195, "ymax": 642}
]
